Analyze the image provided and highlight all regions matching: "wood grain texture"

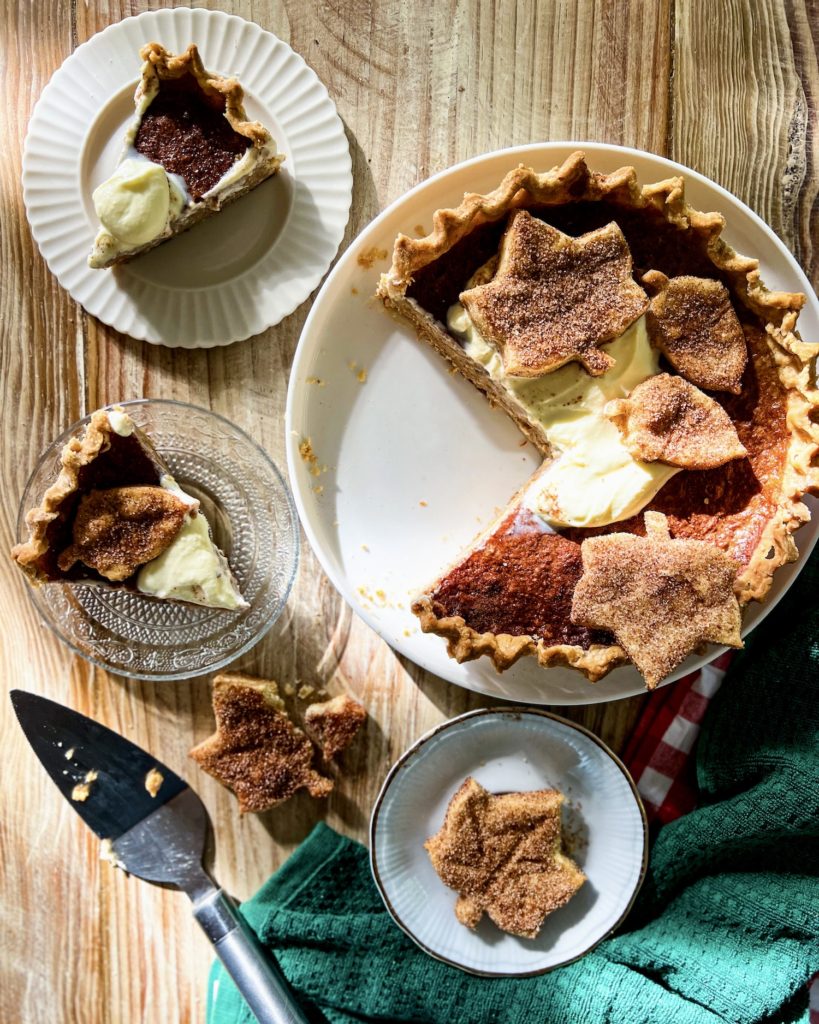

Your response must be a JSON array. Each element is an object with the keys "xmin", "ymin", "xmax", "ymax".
[{"xmin": 0, "ymin": 1, "xmax": 815, "ymax": 1021}]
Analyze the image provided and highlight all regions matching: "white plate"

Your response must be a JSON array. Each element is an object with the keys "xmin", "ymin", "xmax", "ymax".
[
  {"xmin": 22, "ymin": 7, "xmax": 352, "ymax": 348},
  {"xmin": 285, "ymin": 142, "xmax": 819, "ymax": 705},
  {"xmin": 370, "ymin": 708, "xmax": 648, "ymax": 976}
]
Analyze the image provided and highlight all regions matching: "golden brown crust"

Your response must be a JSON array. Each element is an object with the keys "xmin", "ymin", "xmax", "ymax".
[
  {"xmin": 643, "ymin": 272, "xmax": 748, "ymax": 393},
  {"xmin": 304, "ymin": 694, "xmax": 367, "ymax": 760},
  {"xmin": 570, "ymin": 512, "xmax": 743, "ymax": 688},
  {"xmin": 460, "ymin": 212, "xmax": 647, "ymax": 377},
  {"xmin": 413, "ymin": 595, "xmax": 626, "ymax": 682},
  {"xmin": 424, "ymin": 776, "xmax": 585, "ymax": 938},
  {"xmin": 379, "ymin": 152, "xmax": 819, "ymax": 684},
  {"xmin": 138, "ymin": 43, "xmax": 273, "ymax": 149},
  {"xmin": 605, "ymin": 374, "xmax": 747, "ymax": 470},
  {"xmin": 189, "ymin": 673, "xmax": 333, "ymax": 813},
  {"xmin": 11, "ymin": 410, "xmax": 169, "ymax": 584},
  {"xmin": 57, "ymin": 486, "xmax": 192, "ymax": 580}
]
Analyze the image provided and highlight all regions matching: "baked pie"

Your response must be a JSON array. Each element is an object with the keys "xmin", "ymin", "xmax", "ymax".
[
  {"xmin": 89, "ymin": 43, "xmax": 284, "ymax": 269},
  {"xmin": 378, "ymin": 152, "xmax": 819, "ymax": 687},
  {"xmin": 11, "ymin": 406, "xmax": 247, "ymax": 610}
]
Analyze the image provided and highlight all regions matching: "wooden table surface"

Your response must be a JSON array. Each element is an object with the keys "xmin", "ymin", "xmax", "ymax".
[{"xmin": 1, "ymin": 1, "xmax": 816, "ymax": 1021}]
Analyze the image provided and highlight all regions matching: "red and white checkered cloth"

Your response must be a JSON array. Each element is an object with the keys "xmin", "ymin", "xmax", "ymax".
[
  {"xmin": 623, "ymin": 651, "xmax": 734, "ymax": 826},
  {"xmin": 622, "ymin": 651, "xmax": 819, "ymax": 1019}
]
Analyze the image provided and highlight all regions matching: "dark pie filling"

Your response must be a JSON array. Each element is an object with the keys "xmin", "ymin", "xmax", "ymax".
[
  {"xmin": 413, "ymin": 203, "xmax": 791, "ymax": 649},
  {"xmin": 134, "ymin": 75, "xmax": 250, "ymax": 201}
]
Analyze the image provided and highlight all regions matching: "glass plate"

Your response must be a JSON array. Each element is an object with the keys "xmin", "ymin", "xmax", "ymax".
[{"xmin": 16, "ymin": 400, "xmax": 299, "ymax": 680}]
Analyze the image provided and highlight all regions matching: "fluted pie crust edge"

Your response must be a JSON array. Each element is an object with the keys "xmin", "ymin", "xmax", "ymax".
[{"xmin": 377, "ymin": 152, "xmax": 819, "ymax": 682}]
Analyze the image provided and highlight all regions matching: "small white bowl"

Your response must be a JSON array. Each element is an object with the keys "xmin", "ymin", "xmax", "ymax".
[{"xmin": 370, "ymin": 708, "xmax": 648, "ymax": 976}]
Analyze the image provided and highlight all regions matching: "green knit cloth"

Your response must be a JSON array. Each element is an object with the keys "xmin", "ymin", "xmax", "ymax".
[{"xmin": 208, "ymin": 553, "xmax": 819, "ymax": 1024}]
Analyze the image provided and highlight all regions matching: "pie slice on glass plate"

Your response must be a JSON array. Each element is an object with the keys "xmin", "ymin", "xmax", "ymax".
[
  {"xmin": 12, "ymin": 406, "xmax": 247, "ymax": 610},
  {"xmin": 88, "ymin": 43, "xmax": 284, "ymax": 269},
  {"xmin": 377, "ymin": 152, "xmax": 819, "ymax": 689}
]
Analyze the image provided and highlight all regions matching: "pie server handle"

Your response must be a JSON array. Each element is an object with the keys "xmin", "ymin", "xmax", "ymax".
[{"xmin": 193, "ymin": 887, "xmax": 310, "ymax": 1024}]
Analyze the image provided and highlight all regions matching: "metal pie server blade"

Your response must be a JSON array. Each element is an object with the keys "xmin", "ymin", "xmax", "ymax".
[{"xmin": 10, "ymin": 690, "xmax": 309, "ymax": 1024}]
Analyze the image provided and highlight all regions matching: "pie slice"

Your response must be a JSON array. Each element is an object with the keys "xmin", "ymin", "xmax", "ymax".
[
  {"xmin": 89, "ymin": 43, "xmax": 284, "ymax": 269},
  {"xmin": 189, "ymin": 673, "xmax": 333, "ymax": 813},
  {"xmin": 11, "ymin": 406, "xmax": 247, "ymax": 610},
  {"xmin": 379, "ymin": 153, "xmax": 819, "ymax": 687}
]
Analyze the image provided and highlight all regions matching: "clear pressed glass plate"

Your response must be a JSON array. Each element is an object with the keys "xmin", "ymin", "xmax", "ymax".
[{"xmin": 16, "ymin": 400, "xmax": 299, "ymax": 681}]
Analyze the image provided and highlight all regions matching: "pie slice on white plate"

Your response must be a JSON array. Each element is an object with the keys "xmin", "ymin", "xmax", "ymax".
[{"xmin": 88, "ymin": 42, "xmax": 284, "ymax": 269}]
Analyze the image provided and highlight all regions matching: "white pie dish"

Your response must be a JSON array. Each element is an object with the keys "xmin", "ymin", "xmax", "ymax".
[
  {"xmin": 22, "ymin": 7, "xmax": 352, "ymax": 347},
  {"xmin": 285, "ymin": 141, "xmax": 819, "ymax": 706},
  {"xmin": 370, "ymin": 708, "xmax": 648, "ymax": 976}
]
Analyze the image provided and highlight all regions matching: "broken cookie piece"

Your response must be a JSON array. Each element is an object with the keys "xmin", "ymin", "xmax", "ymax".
[
  {"xmin": 189, "ymin": 672, "xmax": 333, "ymax": 813},
  {"xmin": 304, "ymin": 694, "xmax": 367, "ymax": 760},
  {"xmin": 605, "ymin": 373, "xmax": 747, "ymax": 470},
  {"xmin": 644, "ymin": 271, "xmax": 748, "ymax": 393},
  {"xmin": 425, "ymin": 777, "xmax": 585, "ymax": 939},
  {"xmin": 461, "ymin": 211, "xmax": 648, "ymax": 377},
  {"xmin": 571, "ymin": 511, "xmax": 743, "ymax": 688}
]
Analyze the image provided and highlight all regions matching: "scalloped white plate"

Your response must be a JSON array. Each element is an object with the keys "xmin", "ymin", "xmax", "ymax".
[
  {"xmin": 22, "ymin": 8, "xmax": 352, "ymax": 347},
  {"xmin": 370, "ymin": 708, "xmax": 648, "ymax": 975},
  {"xmin": 285, "ymin": 142, "xmax": 819, "ymax": 705}
]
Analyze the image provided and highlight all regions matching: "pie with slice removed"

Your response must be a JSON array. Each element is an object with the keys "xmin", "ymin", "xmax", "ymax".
[
  {"xmin": 89, "ymin": 43, "xmax": 284, "ymax": 269},
  {"xmin": 377, "ymin": 152, "xmax": 819, "ymax": 688},
  {"xmin": 12, "ymin": 406, "xmax": 247, "ymax": 611}
]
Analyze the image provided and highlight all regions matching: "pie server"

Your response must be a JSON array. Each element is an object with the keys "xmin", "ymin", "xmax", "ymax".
[{"xmin": 10, "ymin": 690, "xmax": 310, "ymax": 1024}]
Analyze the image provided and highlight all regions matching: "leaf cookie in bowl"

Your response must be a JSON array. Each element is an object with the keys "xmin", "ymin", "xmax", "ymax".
[{"xmin": 425, "ymin": 776, "xmax": 585, "ymax": 939}]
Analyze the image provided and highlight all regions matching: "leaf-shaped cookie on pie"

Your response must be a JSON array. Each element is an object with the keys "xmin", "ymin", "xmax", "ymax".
[
  {"xmin": 570, "ymin": 511, "xmax": 743, "ymax": 688},
  {"xmin": 57, "ymin": 486, "xmax": 192, "ymax": 581},
  {"xmin": 424, "ymin": 776, "xmax": 585, "ymax": 939},
  {"xmin": 189, "ymin": 673, "xmax": 333, "ymax": 813},
  {"xmin": 460, "ymin": 210, "xmax": 648, "ymax": 377},
  {"xmin": 644, "ymin": 271, "xmax": 748, "ymax": 393},
  {"xmin": 605, "ymin": 373, "xmax": 747, "ymax": 470}
]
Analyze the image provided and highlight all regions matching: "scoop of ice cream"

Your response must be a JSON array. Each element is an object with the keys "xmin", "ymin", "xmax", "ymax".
[{"xmin": 92, "ymin": 158, "xmax": 170, "ymax": 246}]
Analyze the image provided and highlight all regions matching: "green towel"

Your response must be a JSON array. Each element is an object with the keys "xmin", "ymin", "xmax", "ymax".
[{"xmin": 207, "ymin": 552, "xmax": 819, "ymax": 1024}]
